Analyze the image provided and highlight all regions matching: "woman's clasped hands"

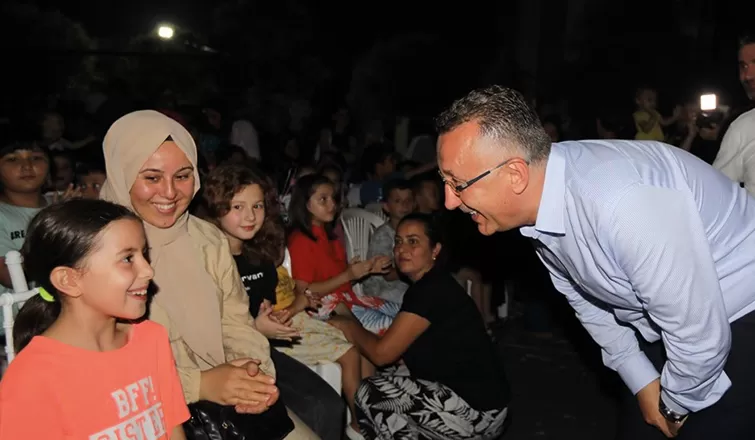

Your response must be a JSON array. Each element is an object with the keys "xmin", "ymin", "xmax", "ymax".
[{"xmin": 199, "ymin": 358, "xmax": 280, "ymax": 414}]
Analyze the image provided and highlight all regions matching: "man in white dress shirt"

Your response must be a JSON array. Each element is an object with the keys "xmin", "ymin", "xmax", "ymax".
[
  {"xmin": 712, "ymin": 33, "xmax": 755, "ymax": 194},
  {"xmin": 436, "ymin": 85, "xmax": 755, "ymax": 439}
]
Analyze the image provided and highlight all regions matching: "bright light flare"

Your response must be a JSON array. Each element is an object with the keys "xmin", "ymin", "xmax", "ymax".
[
  {"xmin": 157, "ymin": 25, "xmax": 174, "ymax": 40},
  {"xmin": 700, "ymin": 94, "xmax": 717, "ymax": 111}
]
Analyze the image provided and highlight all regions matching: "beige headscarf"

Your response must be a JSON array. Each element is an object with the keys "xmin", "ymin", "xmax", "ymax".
[{"xmin": 100, "ymin": 110, "xmax": 225, "ymax": 363}]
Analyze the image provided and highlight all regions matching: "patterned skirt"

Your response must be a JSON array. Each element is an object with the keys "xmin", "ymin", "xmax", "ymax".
[
  {"xmin": 355, "ymin": 365, "xmax": 507, "ymax": 440},
  {"xmin": 310, "ymin": 290, "xmax": 401, "ymax": 335}
]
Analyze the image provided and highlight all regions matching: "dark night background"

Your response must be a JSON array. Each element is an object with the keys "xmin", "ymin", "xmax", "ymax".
[
  {"xmin": 7, "ymin": 0, "xmax": 755, "ymax": 123},
  {"xmin": 3, "ymin": 1, "xmax": 755, "ymax": 438}
]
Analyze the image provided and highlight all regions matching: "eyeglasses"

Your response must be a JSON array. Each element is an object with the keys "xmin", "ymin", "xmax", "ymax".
[{"xmin": 438, "ymin": 158, "xmax": 522, "ymax": 195}]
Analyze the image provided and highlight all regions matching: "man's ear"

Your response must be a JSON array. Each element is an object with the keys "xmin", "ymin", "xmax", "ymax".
[
  {"xmin": 507, "ymin": 159, "xmax": 530, "ymax": 196},
  {"xmin": 49, "ymin": 266, "xmax": 83, "ymax": 299}
]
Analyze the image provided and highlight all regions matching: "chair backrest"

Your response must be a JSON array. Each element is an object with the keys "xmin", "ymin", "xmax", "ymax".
[
  {"xmin": 2, "ymin": 251, "xmax": 39, "ymax": 368},
  {"xmin": 340, "ymin": 208, "xmax": 385, "ymax": 297},
  {"xmin": 282, "ymin": 247, "xmax": 292, "ymax": 274},
  {"xmin": 340, "ymin": 208, "xmax": 385, "ymax": 261},
  {"xmin": 363, "ymin": 203, "xmax": 389, "ymax": 223}
]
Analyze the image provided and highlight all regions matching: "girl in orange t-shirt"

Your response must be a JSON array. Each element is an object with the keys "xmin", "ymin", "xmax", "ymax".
[{"xmin": 0, "ymin": 199, "xmax": 189, "ymax": 439}]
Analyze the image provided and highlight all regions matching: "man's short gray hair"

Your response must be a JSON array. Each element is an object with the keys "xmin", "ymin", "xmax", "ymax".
[{"xmin": 434, "ymin": 85, "xmax": 552, "ymax": 164}]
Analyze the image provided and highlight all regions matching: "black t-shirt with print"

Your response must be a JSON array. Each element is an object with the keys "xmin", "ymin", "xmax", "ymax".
[
  {"xmin": 233, "ymin": 255, "xmax": 277, "ymax": 318},
  {"xmin": 400, "ymin": 266, "xmax": 510, "ymax": 411}
]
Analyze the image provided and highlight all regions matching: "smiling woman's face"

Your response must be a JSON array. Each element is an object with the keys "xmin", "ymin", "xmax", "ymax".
[{"xmin": 129, "ymin": 141, "xmax": 195, "ymax": 228}]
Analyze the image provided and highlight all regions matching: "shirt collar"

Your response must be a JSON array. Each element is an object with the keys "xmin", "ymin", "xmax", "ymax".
[{"xmin": 520, "ymin": 143, "xmax": 566, "ymax": 238}]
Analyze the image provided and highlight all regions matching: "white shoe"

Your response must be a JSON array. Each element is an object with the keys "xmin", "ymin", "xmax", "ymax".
[{"xmin": 345, "ymin": 425, "xmax": 365, "ymax": 440}]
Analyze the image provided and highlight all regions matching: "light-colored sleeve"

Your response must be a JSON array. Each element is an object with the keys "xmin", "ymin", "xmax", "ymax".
[
  {"xmin": 609, "ymin": 184, "xmax": 732, "ymax": 415},
  {"xmin": 540, "ymin": 255, "xmax": 659, "ymax": 396},
  {"xmin": 713, "ymin": 111, "xmax": 755, "ymax": 196},
  {"xmin": 149, "ymin": 305, "xmax": 203, "ymax": 403},
  {"xmin": 216, "ymin": 236, "xmax": 276, "ymax": 378},
  {"xmin": 152, "ymin": 323, "xmax": 191, "ymax": 428},
  {"xmin": 366, "ymin": 226, "xmax": 394, "ymax": 259},
  {"xmin": 363, "ymin": 226, "xmax": 395, "ymax": 296}
]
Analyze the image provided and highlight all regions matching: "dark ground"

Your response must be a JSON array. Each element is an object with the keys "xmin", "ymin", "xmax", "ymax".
[{"xmin": 493, "ymin": 306, "xmax": 620, "ymax": 440}]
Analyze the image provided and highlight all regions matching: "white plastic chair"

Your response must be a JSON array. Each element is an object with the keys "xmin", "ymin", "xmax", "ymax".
[
  {"xmin": 363, "ymin": 203, "xmax": 388, "ymax": 224},
  {"xmin": 340, "ymin": 208, "xmax": 385, "ymax": 297},
  {"xmin": 1, "ymin": 251, "xmax": 39, "ymax": 372},
  {"xmin": 340, "ymin": 208, "xmax": 385, "ymax": 261},
  {"xmin": 281, "ymin": 248, "xmax": 343, "ymax": 395},
  {"xmin": 498, "ymin": 280, "xmax": 512, "ymax": 320}
]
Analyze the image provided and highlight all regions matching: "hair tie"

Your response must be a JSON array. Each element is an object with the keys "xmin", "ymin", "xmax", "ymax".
[{"xmin": 38, "ymin": 287, "xmax": 55, "ymax": 303}]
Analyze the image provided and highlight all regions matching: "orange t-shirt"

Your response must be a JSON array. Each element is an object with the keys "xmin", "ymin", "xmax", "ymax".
[
  {"xmin": 288, "ymin": 224, "xmax": 354, "ymax": 296},
  {"xmin": 0, "ymin": 320, "xmax": 189, "ymax": 439}
]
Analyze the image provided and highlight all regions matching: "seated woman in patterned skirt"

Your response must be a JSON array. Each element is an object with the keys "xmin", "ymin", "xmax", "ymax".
[{"xmin": 328, "ymin": 213, "xmax": 510, "ymax": 440}]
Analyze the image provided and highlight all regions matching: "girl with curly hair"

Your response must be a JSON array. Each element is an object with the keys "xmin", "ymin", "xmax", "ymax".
[{"xmin": 202, "ymin": 163, "xmax": 367, "ymax": 440}]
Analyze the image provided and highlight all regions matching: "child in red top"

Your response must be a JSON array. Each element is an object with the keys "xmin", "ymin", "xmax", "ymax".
[
  {"xmin": 0, "ymin": 199, "xmax": 189, "ymax": 439},
  {"xmin": 286, "ymin": 174, "xmax": 398, "ymax": 335}
]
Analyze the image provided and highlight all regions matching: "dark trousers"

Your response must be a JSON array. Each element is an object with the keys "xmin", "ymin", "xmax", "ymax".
[
  {"xmin": 271, "ymin": 348, "xmax": 345, "ymax": 440},
  {"xmin": 616, "ymin": 310, "xmax": 755, "ymax": 440}
]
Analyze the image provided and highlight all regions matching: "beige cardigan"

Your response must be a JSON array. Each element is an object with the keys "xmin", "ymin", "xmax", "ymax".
[{"xmin": 148, "ymin": 216, "xmax": 275, "ymax": 403}]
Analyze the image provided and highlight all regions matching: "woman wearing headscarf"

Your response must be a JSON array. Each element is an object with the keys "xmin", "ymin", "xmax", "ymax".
[{"xmin": 100, "ymin": 110, "xmax": 318, "ymax": 439}]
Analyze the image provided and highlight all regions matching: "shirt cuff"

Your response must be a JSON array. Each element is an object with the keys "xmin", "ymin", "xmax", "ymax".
[
  {"xmin": 181, "ymin": 368, "xmax": 202, "ymax": 404},
  {"xmin": 661, "ymin": 390, "xmax": 689, "ymax": 416},
  {"xmin": 616, "ymin": 352, "xmax": 660, "ymax": 395}
]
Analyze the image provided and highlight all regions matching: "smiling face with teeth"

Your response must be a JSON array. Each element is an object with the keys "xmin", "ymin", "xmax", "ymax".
[
  {"xmin": 437, "ymin": 121, "xmax": 542, "ymax": 235},
  {"xmin": 58, "ymin": 218, "xmax": 155, "ymax": 321},
  {"xmin": 130, "ymin": 141, "xmax": 196, "ymax": 229}
]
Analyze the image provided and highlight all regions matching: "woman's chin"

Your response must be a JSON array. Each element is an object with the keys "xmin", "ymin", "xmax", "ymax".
[{"xmin": 143, "ymin": 212, "xmax": 180, "ymax": 229}]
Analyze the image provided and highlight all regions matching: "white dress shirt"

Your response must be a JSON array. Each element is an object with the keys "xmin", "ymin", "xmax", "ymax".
[
  {"xmin": 712, "ymin": 107, "xmax": 755, "ymax": 195},
  {"xmin": 521, "ymin": 140, "xmax": 755, "ymax": 415}
]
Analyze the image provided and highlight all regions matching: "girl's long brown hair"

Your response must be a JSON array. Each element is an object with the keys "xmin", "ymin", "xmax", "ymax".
[{"xmin": 201, "ymin": 162, "xmax": 285, "ymax": 266}]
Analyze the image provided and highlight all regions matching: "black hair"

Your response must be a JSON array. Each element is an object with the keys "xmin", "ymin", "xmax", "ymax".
[
  {"xmin": 215, "ymin": 143, "xmax": 249, "ymax": 166},
  {"xmin": 288, "ymin": 174, "xmax": 337, "ymax": 241},
  {"xmin": 49, "ymin": 150, "xmax": 75, "ymax": 178},
  {"xmin": 382, "ymin": 179, "xmax": 413, "ymax": 201},
  {"xmin": 75, "ymin": 161, "xmax": 106, "ymax": 177},
  {"xmin": 318, "ymin": 150, "xmax": 347, "ymax": 173},
  {"xmin": 0, "ymin": 126, "xmax": 47, "ymax": 159},
  {"xmin": 398, "ymin": 213, "xmax": 444, "ymax": 247},
  {"xmin": 738, "ymin": 32, "xmax": 755, "ymax": 50},
  {"xmin": 318, "ymin": 163, "xmax": 343, "ymax": 181},
  {"xmin": 360, "ymin": 142, "xmax": 396, "ymax": 179},
  {"xmin": 13, "ymin": 199, "xmax": 140, "ymax": 353},
  {"xmin": 410, "ymin": 172, "xmax": 441, "ymax": 191}
]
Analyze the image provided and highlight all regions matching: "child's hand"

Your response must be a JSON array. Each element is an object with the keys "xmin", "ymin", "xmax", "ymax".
[
  {"xmin": 368, "ymin": 255, "xmax": 392, "ymax": 275},
  {"xmin": 270, "ymin": 308, "xmax": 294, "ymax": 327},
  {"xmin": 255, "ymin": 303, "xmax": 300, "ymax": 340},
  {"xmin": 348, "ymin": 257, "xmax": 373, "ymax": 280},
  {"xmin": 52, "ymin": 184, "xmax": 82, "ymax": 203}
]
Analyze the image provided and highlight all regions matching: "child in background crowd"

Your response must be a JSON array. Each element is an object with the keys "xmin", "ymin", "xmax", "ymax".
[
  {"xmin": 0, "ymin": 133, "xmax": 50, "ymax": 293},
  {"xmin": 633, "ymin": 86, "xmax": 681, "ymax": 141},
  {"xmin": 363, "ymin": 179, "xmax": 413, "ymax": 304}
]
